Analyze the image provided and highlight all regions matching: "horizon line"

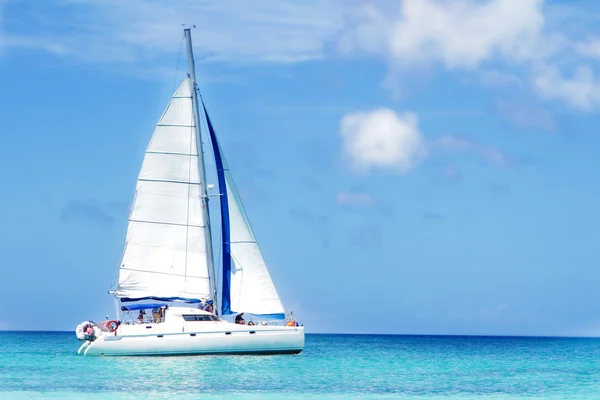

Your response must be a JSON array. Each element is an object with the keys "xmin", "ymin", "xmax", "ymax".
[{"xmin": 1, "ymin": 330, "xmax": 598, "ymax": 340}]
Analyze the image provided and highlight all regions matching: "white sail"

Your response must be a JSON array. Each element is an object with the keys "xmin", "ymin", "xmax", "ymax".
[
  {"xmin": 223, "ymin": 163, "xmax": 285, "ymax": 317},
  {"xmin": 116, "ymin": 78, "xmax": 211, "ymax": 300}
]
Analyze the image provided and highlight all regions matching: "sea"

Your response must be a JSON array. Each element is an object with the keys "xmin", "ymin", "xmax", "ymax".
[{"xmin": 1, "ymin": 332, "xmax": 600, "ymax": 399}]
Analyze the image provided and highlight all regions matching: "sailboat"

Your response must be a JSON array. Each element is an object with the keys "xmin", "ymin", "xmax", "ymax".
[{"xmin": 75, "ymin": 28, "xmax": 304, "ymax": 356}]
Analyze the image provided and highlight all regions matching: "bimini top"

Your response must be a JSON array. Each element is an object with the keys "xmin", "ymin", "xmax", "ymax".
[{"xmin": 121, "ymin": 303, "xmax": 166, "ymax": 312}]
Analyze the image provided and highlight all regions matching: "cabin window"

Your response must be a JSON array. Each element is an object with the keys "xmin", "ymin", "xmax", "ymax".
[{"xmin": 182, "ymin": 314, "xmax": 219, "ymax": 322}]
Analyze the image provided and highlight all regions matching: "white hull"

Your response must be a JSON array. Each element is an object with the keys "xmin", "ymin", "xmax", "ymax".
[{"xmin": 77, "ymin": 308, "xmax": 304, "ymax": 356}]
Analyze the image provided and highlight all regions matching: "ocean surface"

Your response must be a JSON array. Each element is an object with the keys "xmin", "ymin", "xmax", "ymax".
[{"xmin": 1, "ymin": 332, "xmax": 600, "ymax": 399}]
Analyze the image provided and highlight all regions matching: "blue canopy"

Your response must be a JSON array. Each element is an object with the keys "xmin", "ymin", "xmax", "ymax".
[
  {"xmin": 121, "ymin": 303, "xmax": 166, "ymax": 312},
  {"xmin": 245, "ymin": 312, "xmax": 285, "ymax": 320},
  {"xmin": 120, "ymin": 296, "xmax": 201, "ymax": 303}
]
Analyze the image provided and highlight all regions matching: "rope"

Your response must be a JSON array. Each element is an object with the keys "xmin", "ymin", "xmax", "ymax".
[{"xmin": 172, "ymin": 31, "xmax": 185, "ymax": 94}]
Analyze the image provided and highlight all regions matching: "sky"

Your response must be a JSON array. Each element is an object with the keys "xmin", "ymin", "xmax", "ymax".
[{"xmin": 1, "ymin": 0, "xmax": 600, "ymax": 336}]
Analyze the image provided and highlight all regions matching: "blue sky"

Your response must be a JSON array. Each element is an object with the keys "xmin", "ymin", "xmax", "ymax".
[{"xmin": 1, "ymin": 0, "xmax": 600, "ymax": 336}]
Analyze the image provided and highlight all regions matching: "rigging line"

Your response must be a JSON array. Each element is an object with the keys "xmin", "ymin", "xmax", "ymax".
[
  {"xmin": 183, "ymin": 112, "xmax": 194, "ymax": 283},
  {"xmin": 119, "ymin": 267, "xmax": 209, "ymax": 279},
  {"xmin": 172, "ymin": 32, "xmax": 185, "ymax": 94},
  {"xmin": 115, "ymin": 190, "xmax": 139, "ymax": 293},
  {"xmin": 170, "ymin": 33, "xmax": 188, "ymax": 282}
]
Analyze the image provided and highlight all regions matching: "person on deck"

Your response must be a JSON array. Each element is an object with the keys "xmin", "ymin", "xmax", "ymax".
[
  {"xmin": 152, "ymin": 308, "xmax": 162, "ymax": 323},
  {"xmin": 198, "ymin": 299, "xmax": 214, "ymax": 313},
  {"xmin": 198, "ymin": 299, "xmax": 207, "ymax": 311},
  {"xmin": 235, "ymin": 313, "xmax": 245, "ymax": 325}
]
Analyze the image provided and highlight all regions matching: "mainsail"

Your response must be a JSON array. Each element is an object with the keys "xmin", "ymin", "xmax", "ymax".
[
  {"xmin": 116, "ymin": 79, "xmax": 212, "ymax": 301},
  {"xmin": 203, "ymin": 104, "xmax": 286, "ymax": 319}
]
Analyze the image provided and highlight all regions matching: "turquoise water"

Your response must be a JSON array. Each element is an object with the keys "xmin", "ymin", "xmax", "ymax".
[{"xmin": 2, "ymin": 332, "xmax": 600, "ymax": 399}]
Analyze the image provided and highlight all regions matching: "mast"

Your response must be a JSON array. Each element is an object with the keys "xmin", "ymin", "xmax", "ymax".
[{"xmin": 184, "ymin": 28, "xmax": 218, "ymax": 314}]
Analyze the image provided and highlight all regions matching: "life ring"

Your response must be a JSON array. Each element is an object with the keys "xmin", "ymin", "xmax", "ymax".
[
  {"xmin": 286, "ymin": 320, "xmax": 296, "ymax": 327},
  {"xmin": 106, "ymin": 320, "xmax": 119, "ymax": 332}
]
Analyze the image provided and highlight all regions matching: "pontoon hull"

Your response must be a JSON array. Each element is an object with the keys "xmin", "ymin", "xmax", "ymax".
[{"xmin": 79, "ymin": 326, "xmax": 304, "ymax": 356}]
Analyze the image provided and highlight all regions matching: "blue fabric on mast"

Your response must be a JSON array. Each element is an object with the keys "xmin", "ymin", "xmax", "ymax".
[{"xmin": 202, "ymin": 102, "xmax": 232, "ymax": 316}]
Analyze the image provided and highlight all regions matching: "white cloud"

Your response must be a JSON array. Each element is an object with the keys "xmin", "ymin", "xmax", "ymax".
[
  {"xmin": 4, "ymin": 0, "xmax": 600, "ymax": 112},
  {"xmin": 339, "ymin": 108, "xmax": 512, "ymax": 174},
  {"xmin": 392, "ymin": 0, "xmax": 546, "ymax": 68},
  {"xmin": 339, "ymin": 108, "xmax": 424, "ymax": 173},
  {"xmin": 340, "ymin": 0, "xmax": 600, "ymax": 112},
  {"xmin": 533, "ymin": 64, "xmax": 600, "ymax": 111},
  {"xmin": 341, "ymin": 0, "xmax": 546, "ymax": 69},
  {"xmin": 1, "ymin": 0, "xmax": 345, "ymax": 65}
]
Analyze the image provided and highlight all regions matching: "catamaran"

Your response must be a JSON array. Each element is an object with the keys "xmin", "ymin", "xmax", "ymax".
[{"xmin": 75, "ymin": 28, "xmax": 304, "ymax": 356}]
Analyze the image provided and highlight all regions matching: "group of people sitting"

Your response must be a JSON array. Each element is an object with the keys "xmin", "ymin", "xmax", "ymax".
[
  {"xmin": 130, "ymin": 302, "xmax": 300, "ymax": 328},
  {"xmin": 136, "ymin": 306, "xmax": 167, "ymax": 324}
]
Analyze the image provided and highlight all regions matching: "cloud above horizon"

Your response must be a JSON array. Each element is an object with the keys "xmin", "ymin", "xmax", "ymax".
[
  {"xmin": 0, "ymin": 0, "xmax": 345, "ymax": 66},
  {"xmin": 339, "ymin": 0, "xmax": 600, "ymax": 111},
  {"xmin": 340, "ymin": 108, "xmax": 424, "ymax": 173},
  {"xmin": 339, "ymin": 0, "xmax": 546, "ymax": 69},
  {"xmin": 2, "ymin": 0, "xmax": 600, "ymax": 111},
  {"xmin": 2, "ymin": 0, "xmax": 598, "ymax": 180},
  {"xmin": 339, "ymin": 108, "xmax": 512, "ymax": 174}
]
